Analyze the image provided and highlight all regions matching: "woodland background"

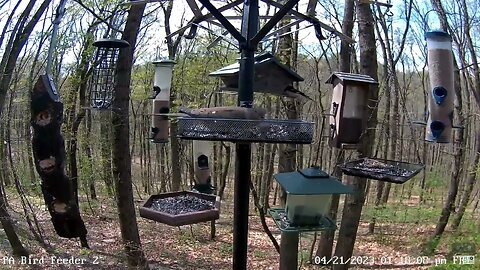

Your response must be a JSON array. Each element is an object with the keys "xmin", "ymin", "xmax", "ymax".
[{"xmin": 0, "ymin": 0, "xmax": 479, "ymax": 269}]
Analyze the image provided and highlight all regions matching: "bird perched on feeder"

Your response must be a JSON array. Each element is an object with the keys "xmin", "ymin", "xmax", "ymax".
[
  {"xmin": 151, "ymin": 86, "xmax": 161, "ymax": 99},
  {"xmin": 283, "ymin": 85, "xmax": 314, "ymax": 101},
  {"xmin": 179, "ymin": 106, "xmax": 267, "ymax": 119}
]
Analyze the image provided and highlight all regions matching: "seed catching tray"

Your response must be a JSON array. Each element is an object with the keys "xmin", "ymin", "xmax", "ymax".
[
  {"xmin": 139, "ymin": 191, "xmax": 220, "ymax": 226},
  {"xmin": 268, "ymin": 208, "xmax": 336, "ymax": 232},
  {"xmin": 338, "ymin": 158, "xmax": 425, "ymax": 184},
  {"xmin": 177, "ymin": 117, "xmax": 314, "ymax": 144}
]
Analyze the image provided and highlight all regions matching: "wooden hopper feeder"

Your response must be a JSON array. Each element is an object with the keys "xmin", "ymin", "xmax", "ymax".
[
  {"xmin": 325, "ymin": 72, "xmax": 378, "ymax": 149},
  {"xmin": 139, "ymin": 191, "xmax": 220, "ymax": 226},
  {"xmin": 209, "ymin": 52, "xmax": 304, "ymax": 95}
]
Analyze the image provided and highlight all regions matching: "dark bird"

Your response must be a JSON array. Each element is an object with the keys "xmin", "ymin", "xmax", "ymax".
[
  {"xmin": 152, "ymin": 86, "xmax": 161, "ymax": 99},
  {"xmin": 283, "ymin": 85, "xmax": 315, "ymax": 101}
]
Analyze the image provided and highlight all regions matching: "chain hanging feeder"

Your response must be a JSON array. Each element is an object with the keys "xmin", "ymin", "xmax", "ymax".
[{"xmin": 88, "ymin": 39, "xmax": 130, "ymax": 110}]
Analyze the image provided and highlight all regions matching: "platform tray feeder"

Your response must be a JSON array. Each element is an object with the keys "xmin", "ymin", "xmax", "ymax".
[
  {"xmin": 139, "ymin": 191, "xmax": 220, "ymax": 226},
  {"xmin": 177, "ymin": 117, "xmax": 314, "ymax": 144},
  {"xmin": 338, "ymin": 158, "xmax": 425, "ymax": 184}
]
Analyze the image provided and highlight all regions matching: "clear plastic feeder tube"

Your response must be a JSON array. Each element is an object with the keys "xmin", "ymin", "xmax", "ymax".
[
  {"xmin": 150, "ymin": 60, "xmax": 176, "ymax": 143},
  {"xmin": 193, "ymin": 140, "xmax": 212, "ymax": 185}
]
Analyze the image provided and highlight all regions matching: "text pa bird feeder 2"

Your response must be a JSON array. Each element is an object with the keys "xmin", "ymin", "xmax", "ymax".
[
  {"xmin": 192, "ymin": 140, "xmax": 214, "ymax": 194},
  {"xmin": 425, "ymin": 31, "xmax": 454, "ymax": 143},
  {"xmin": 150, "ymin": 59, "xmax": 176, "ymax": 143},
  {"xmin": 89, "ymin": 39, "xmax": 130, "ymax": 110},
  {"xmin": 270, "ymin": 167, "xmax": 353, "ymax": 231},
  {"xmin": 326, "ymin": 72, "xmax": 379, "ymax": 149},
  {"xmin": 139, "ymin": 191, "xmax": 220, "ymax": 226}
]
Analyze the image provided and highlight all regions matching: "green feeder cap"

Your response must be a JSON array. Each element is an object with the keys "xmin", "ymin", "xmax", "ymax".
[{"xmin": 274, "ymin": 167, "xmax": 353, "ymax": 195}]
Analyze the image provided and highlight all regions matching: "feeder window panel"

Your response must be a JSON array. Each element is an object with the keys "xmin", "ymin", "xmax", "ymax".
[{"xmin": 342, "ymin": 85, "xmax": 365, "ymax": 119}]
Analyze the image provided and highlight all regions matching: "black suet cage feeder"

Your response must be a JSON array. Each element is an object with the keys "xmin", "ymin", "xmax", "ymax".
[{"xmin": 88, "ymin": 38, "xmax": 130, "ymax": 110}]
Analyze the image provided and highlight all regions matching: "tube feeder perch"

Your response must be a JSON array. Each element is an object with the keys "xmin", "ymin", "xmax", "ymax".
[
  {"xmin": 425, "ymin": 31, "xmax": 454, "ymax": 143},
  {"xmin": 325, "ymin": 72, "xmax": 379, "ymax": 149},
  {"xmin": 269, "ymin": 167, "xmax": 353, "ymax": 232},
  {"xmin": 150, "ymin": 59, "xmax": 176, "ymax": 143},
  {"xmin": 193, "ymin": 140, "xmax": 214, "ymax": 194},
  {"xmin": 88, "ymin": 39, "xmax": 130, "ymax": 110},
  {"xmin": 139, "ymin": 191, "xmax": 220, "ymax": 226}
]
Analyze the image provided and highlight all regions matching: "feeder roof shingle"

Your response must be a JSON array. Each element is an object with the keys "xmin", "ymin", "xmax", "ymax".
[{"xmin": 325, "ymin": 72, "xmax": 378, "ymax": 85}]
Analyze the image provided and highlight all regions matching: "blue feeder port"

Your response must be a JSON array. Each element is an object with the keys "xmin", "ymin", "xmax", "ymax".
[
  {"xmin": 430, "ymin": 121, "xmax": 445, "ymax": 139},
  {"xmin": 433, "ymin": 86, "xmax": 447, "ymax": 105}
]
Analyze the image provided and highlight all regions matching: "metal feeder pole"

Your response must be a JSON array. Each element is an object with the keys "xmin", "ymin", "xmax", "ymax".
[
  {"xmin": 197, "ymin": 0, "xmax": 299, "ymax": 268},
  {"xmin": 234, "ymin": 0, "xmax": 259, "ymax": 269}
]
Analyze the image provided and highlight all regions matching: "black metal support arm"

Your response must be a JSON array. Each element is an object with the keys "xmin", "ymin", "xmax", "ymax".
[
  {"xmin": 250, "ymin": 0, "xmax": 300, "ymax": 46},
  {"xmin": 166, "ymin": 0, "xmax": 243, "ymax": 39},
  {"xmin": 261, "ymin": 0, "xmax": 356, "ymax": 43},
  {"xmin": 198, "ymin": 0, "xmax": 246, "ymax": 44}
]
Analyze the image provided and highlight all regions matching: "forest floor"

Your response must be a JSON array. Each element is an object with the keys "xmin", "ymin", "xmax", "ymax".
[{"xmin": 0, "ymin": 188, "xmax": 478, "ymax": 270}]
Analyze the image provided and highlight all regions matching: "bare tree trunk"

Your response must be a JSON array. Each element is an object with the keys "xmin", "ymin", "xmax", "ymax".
[
  {"xmin": 112, "ymin": 3, "xmax": 149, "ymax": 269},
  {"xmin": 316, "ymin": 0, "xmax": 354, "ymax": 260},
  {"xmin": 100, "ymin": 112, "xmax": 114, "ymax": 197},
  {"xmin": 333, "ymin": 2, "xmax": 379, "ymax": 269}
]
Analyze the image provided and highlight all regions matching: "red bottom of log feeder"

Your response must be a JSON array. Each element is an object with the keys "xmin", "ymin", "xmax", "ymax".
[{"xmin": 139, "ymin": 191, "xmax": 220, "ymax": 226}]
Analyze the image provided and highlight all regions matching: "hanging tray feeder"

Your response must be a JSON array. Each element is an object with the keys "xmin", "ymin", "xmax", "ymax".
[
  {"xmin": 177, "ymin": 117, "xmax": 314, "ymax": 144},
  {"xmin": 139, "ymin": 191, "xmax": 220, "ymax": 226},
  {"xmin": 338, "ymin": 158, "xmax": 425, "ymax": 184}
]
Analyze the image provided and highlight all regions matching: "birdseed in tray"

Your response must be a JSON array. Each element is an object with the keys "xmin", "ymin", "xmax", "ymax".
[
  {"xmin": 150, "ymin": 195, "xmax": 214, "ymax": 215},
  {"xmin": 176, "ymin": 117, "xmax": 314, "ymax": 144},
  {"xmin": 139, "ymin": 191, "xmax": 220, "ymax": 226},
  {"xmin": 339, "ymin": 158, "xmax": 424, "ymax": 183},
  {"xmin": 268, "ymin": 208, "xmax": 335, "ymax": 232}
]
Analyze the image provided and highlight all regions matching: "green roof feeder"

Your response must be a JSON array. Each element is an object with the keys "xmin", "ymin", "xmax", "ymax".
[{"xmin": 273, "ymin": 167, "xmax": 353, "ymax": 229}]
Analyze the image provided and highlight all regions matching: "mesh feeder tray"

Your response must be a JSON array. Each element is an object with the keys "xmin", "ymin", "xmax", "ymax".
[
  {"xmin": 177, "ymin": 117, "xmax": 314, "ymax": 144},
  {"xmin": 139, "ymin": 191, "xmax": 220, "ymax": 226},
  {"xmin": 338, "ymin": 158, "xmax": 425, "ymax": 184}
]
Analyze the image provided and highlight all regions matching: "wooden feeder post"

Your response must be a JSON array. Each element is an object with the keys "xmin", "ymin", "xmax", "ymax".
[
  {"xmin": 151, "ymin": 59, "xmax": 176, "ymax": 143},
  {"xmin": 425, "ymin": 31, "xmax": 454, "ymax": 142},
  {"xmin": 325, "ymin": 73, "xmax": 378, "ymax": 148}
]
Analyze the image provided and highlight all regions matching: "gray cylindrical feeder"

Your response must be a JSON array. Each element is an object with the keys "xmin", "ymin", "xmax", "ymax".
[
  {"xmin": 89, "ymin": 39, "xmax": 130, "ymax": 110},
  {"xmin": 425, "ymin": 30, "xmax": 454, "ymax": 142},
  {"xmin": 192, "ymin": 140, "xmax": 214, "ymax": 194},
  {"xmin": 150, "ymin": 59, "xmax": 176, "ymax": 143}
]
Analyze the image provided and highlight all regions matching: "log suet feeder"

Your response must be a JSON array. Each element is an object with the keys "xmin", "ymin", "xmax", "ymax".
[
  {"xmin": 270, "ymin": 167, "xmax": 353, "ymax": 231},
  {"xmin": 150, "ymin": 59, "xmax": 176, "ymax": 143},
  {"xmin": 31, "ymin": 75, "xmax": 88, "ymax": 246},
  {"xmin": 88, "ymin": 38, "xmax": 130, "ymax": 110},
  {"xmin": 425, "ymin": 30, "xmax": 454, "ymax": 143},
  {"xmin": 325, "ymin": 72, "xmax": 379, "ymax": 149}
]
